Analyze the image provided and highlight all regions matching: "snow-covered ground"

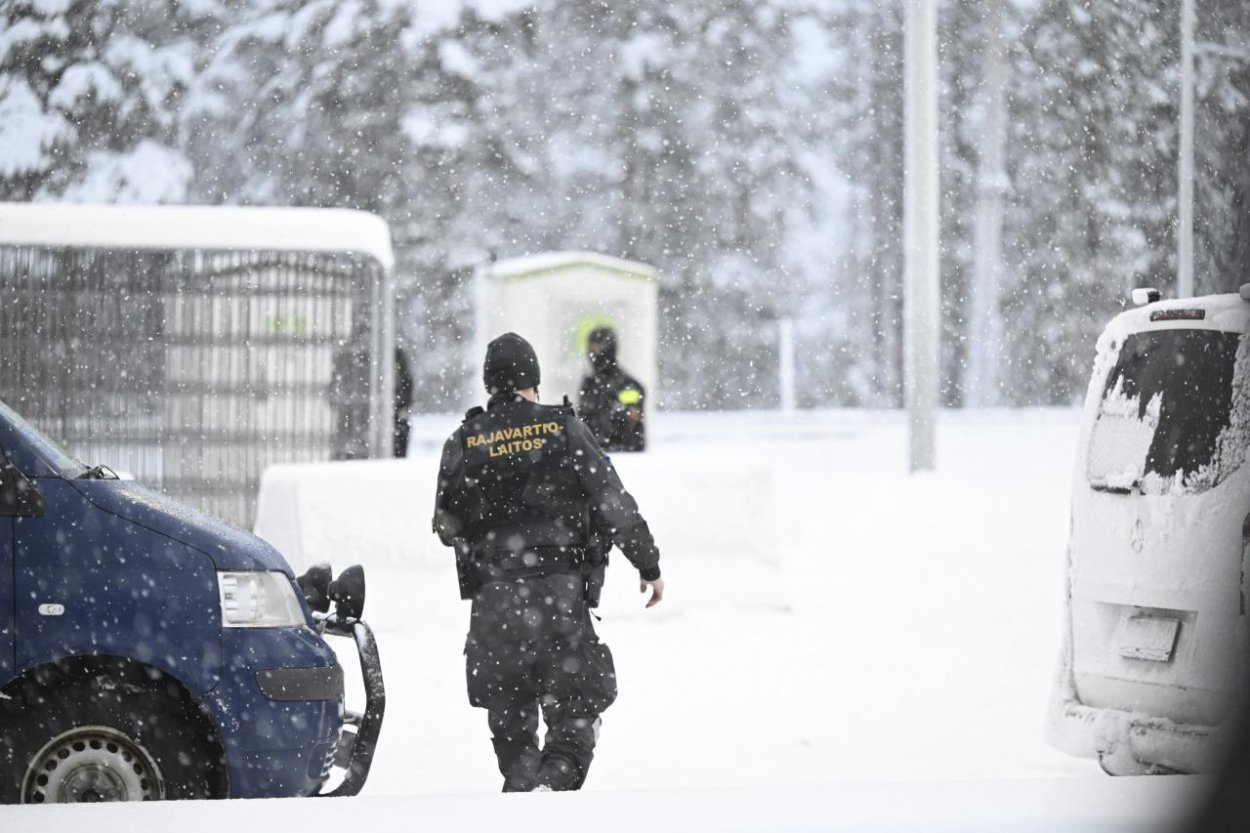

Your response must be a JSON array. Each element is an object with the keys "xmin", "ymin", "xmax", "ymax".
[
  {"xmin": 3, "ymin": 407, "xmax": 1209, "ymax": 830},
  {"xmin": 5, "ymin": 775, "xmax": 1197, "ymax": 832},
  {"xmin": 359, "ymin": 407, "xmax": 1099, "ymax": 793}
]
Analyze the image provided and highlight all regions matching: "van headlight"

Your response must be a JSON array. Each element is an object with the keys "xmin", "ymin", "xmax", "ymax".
[{"xmin": 218, "ymin": 571, "xmax": 307, "ymax": 628}]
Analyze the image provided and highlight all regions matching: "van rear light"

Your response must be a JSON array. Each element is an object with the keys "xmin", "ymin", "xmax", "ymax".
[{"xmin": 1150, "ymin": 309, "xmax": 1205, "ymax": 322}]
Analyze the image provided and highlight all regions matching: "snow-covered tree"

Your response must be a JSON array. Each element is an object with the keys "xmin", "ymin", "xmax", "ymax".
[
  {"xmin": 416, "ymin": 0, "xmax": 830, "ymax": 410},
  {"xmin": 1193, "ymin": 0, "xmax": 1250, "ymax": 295},
  {"xmin": 1004, "ymin": 0, "xmax": 1180, "ymax": 405},
  {"xmin": 185, "ymin": 0, "xmax": 415, "ymax": 212},
  {"xmin": 0, "ymin": 0, "xmax": 209, "ymax": 202},
  {"xmin": 9, "ymin": 0, "xmax": 1247, "ymax": 413},
  {"xmin": 820, "ymin": 1, "xmax": 906, "ymax": 407}
]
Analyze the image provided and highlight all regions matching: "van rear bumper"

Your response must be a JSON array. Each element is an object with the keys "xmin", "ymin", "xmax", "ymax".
[{"xmin": 1047, "ymin": 689, "xmax": 1222, "ymax": 774}]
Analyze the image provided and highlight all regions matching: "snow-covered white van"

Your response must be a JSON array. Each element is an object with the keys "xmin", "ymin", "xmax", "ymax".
[{"xmin": 1047, "ymin": 285, "xmax": 1250, "ymax": 775}]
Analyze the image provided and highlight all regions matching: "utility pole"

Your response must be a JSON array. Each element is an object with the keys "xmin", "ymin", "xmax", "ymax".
[
  {"xmin": 778, "ymin": 317, "xmax": 796, "ymax": 413},
  {"xmin": 904, "ymin": 0, "xmax": 940, "ymax": 471},
  {"xmin": 1178, "ymin": 0, "xmax": 1195, "ymax": 298},
  {"xmin": 966, "ymin": 0, "xmax": 1007, "ymax": 408}
]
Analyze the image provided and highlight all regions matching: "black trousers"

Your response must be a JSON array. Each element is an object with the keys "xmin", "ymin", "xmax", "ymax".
[
  {"xmin": 393, "ymin": 417, "xmax": 410, "ymax": 458},
  {"xmin": 465, "ymin": 572, "xmax": 617, "ymax": 791}
]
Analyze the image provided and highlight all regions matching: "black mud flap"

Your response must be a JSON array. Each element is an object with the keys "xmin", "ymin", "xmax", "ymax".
[{"xmin": 318, "ymin": 619, "xmax": 385, "ymax": 797}]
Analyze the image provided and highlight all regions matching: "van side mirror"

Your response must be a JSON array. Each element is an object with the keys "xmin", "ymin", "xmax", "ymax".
[
  {"xmin": 0, "ymin": 458, "xmax": 44, "ymax": 518},
  {"xmin": 328, "ymin": 565, "xmax": 366, "ymax": 621}
]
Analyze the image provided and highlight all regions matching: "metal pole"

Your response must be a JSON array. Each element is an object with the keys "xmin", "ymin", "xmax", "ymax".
[
  {"xmin": 778, "ymin": 316, "xmax": 795, "ymax": 413},
  {"xmin": 369, "ymin": 264, "xmax": 395, "ymax": 458},
  {"xmin": 966, "ymin": 0, "xmax": 1006, "ymax": 408},
  {"xmin": 1178, "ymin": 0, "xmax": 1195, "ymax": 298},
  {"xmin": 380, "ymin": 266, "xmax": 396, "ymax": 457},
  {"xmin": 904, "ymin": 0, "xmax": 940, "ymax": 472}
]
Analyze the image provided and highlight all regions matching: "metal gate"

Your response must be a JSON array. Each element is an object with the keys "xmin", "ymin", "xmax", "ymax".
[{"xmin": 0, "ymin": 204, "xmax": 395, "ymax": 529}]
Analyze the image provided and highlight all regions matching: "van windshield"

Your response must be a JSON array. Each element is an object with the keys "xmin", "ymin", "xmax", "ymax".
[
  {"xmin": 1087, "ymin": 329, "xmax": 1245, "ymax": 494},
  {"xmin": 0, "ymin": 400, "xmax": 87, "ymax": 478}
]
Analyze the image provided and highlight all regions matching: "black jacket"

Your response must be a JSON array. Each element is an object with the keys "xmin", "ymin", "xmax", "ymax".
[
  {"xmin": 578, "ymin": 365, "xmax": 646, "ymax": 452},
  {"xmin": 433, "ymin": 394, "xmax": 660, "ymax": 581}
]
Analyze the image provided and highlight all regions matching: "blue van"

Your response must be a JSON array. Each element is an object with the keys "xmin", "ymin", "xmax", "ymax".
[{"xmin": 0, "ymin": 399, "xmax": 384, "ymax": 802}]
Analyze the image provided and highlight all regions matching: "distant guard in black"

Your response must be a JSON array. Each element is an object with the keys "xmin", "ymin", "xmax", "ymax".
[
  {"xmin": 578, "ymin": 326, "xmax": 646, "ymax": 452},
  {"xmin": 433, "ymin": 333, "xmax": 664, "ymax": 792}
]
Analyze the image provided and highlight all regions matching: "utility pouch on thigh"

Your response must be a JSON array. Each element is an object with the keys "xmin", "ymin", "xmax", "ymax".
[{"xmin": 583, "ymin": 640, "xmax": 618, "ymax": 712}]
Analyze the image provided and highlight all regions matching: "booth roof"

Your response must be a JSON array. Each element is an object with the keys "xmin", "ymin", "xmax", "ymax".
[
  {"xmin": 0, "ymin": 202, "xmax": 394, "ymax": 270},
  {"xmin": 483, "ymin": 250, "xmax": 657, "ymax": 282}
]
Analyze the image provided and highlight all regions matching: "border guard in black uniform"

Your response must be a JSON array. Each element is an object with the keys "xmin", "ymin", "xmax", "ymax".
[
  {"xmin": 433, "ymin": 333, "xmax": 664, "ymax": 792},
  {"xmin": 578, "ymin": 326, "xmax": 647, "ymax": 452}
]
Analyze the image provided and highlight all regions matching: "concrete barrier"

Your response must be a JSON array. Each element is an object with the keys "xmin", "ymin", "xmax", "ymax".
[{"xmin": 254, "ymin": 449, "xmax": 775, "ymax": 576}]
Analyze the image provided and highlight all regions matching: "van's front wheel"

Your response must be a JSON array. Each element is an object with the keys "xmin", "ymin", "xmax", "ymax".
[
  {"xmin": 22, "ymin": 725, "xmax": 165, "ymax": 803},
  {"xmin": 0, "ymin": 662, "xmax": 227, "ymax": 804}
]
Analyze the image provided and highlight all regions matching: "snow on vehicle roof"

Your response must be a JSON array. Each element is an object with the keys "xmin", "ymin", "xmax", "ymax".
[
  {"xmin": 1108, "ymin": 290, "xmax": 1250, "ymax": 338},
  {"xmin": 482, "ymin": 250, "xmax": 657, "ymax": 281},
  {"xmin": 0, "ymin": 202, "xmax": 394, "ymax": 270}
]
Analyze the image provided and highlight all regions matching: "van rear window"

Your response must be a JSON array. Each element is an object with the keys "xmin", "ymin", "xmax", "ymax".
[{"xmin": 1087, "ymin": 329, "xmax": 1245, "ymax": 493}]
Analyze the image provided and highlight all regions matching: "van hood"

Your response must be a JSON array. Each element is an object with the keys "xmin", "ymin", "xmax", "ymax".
[{"xmin": 71, "ymin": 479, "xmax": 293, "ymax": 574}]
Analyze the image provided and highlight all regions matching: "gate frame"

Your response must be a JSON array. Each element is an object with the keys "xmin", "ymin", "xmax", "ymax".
[{"xmin": 0, "ymin": 202, "xmax": 396, "ymax": 522}]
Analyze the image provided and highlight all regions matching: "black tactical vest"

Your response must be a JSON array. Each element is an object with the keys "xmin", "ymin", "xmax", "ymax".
[{"xmin": 454, "ymin": 397, "xmax": 587, "ymax": 552}]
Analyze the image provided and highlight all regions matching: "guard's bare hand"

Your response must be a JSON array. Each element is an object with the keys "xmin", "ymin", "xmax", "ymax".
[{"xmin": 640, "ymin": 577, "xmax": 665, "ymax": 608}]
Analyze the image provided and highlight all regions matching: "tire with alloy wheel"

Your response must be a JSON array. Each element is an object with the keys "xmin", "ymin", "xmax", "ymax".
[{"xmin": 0, "ymin": 663, "xmax": 226, "ymax": 803}]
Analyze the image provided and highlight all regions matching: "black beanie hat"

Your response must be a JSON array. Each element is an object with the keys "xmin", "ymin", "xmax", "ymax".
[
  {"xmin": 483, "ymin": 333, "xmax": 540, "ymax": 394},
  {"xmin": 587, "ymin": 326, "xmax": 618, "ymax": 358}
]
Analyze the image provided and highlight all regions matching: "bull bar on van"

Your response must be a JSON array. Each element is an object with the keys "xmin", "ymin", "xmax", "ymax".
[{"xmin": 296, "ymin": 564, "xmax": 386, "ymax": 797}]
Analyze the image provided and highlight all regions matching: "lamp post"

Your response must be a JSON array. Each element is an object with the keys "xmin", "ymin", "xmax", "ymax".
[
  {"xmin": 904, "ymin": 0, "xmax": 940, "ymax": 472},
  {"xmin": 1178, "ymin": 0, "xmax": 1195, "ymax": 298},
  {"xmin": 778, "ymin": 316, "xmax": 795, "ymax": 413}
]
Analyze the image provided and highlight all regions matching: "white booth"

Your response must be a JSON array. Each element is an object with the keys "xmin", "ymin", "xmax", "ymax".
[{"xmin": 473, "ymin": 252, "xmax": 658, "ymax": 407}]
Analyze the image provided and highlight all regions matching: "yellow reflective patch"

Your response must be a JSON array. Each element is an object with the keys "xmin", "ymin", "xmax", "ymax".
[{"xmin": 617, "ymin": 388, "xmax": 642, "ymax": 406}]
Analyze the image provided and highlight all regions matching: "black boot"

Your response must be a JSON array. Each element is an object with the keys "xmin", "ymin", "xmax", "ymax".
[
  {"xmin": 493, "ymin": 736, "xmax": 540, "ymax": 792},
  {"xmin": 535, "ymin": 752, "xmax": 585, "ymax": 792}
]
